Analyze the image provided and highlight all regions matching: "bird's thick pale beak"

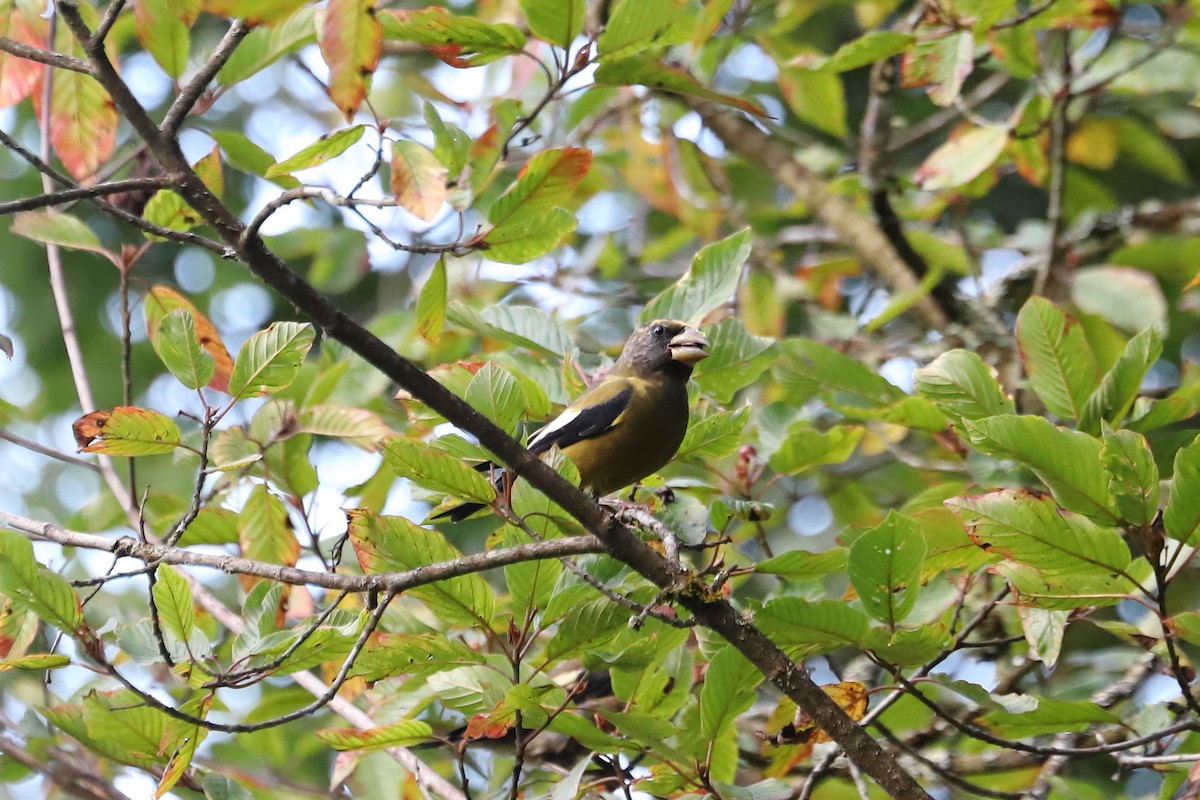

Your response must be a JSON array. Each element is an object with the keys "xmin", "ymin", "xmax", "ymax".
[{"xmin": 669, "ymin": 327, "xmax": 709, "ymax": 365}]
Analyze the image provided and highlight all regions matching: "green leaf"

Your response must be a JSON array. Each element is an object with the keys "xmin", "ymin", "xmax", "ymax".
[
  {"xmin": 464, "ymin": 362, "xmax": 526, "ymax": 436},
  {"xmin": 351, "ymin": 631, "xmax": 487, "ymax": 681},
  {"xmin": 217, "ymin": 6, "xmax": 315, "ymax": 85},
  {"xmin": 316, "ymin": 719, "xmax": 433, "ymax": 751},
  {"xmin": 237, "ymin": 485, "xmax": 298, "ymax": 572},
  {"xmin": 595, "ymin": 56, "xmax": 769, "ymax": 117},
  {"xmin": 346, "ymin": 510, "xmax": 495, "ymax": 626},
  {"xmin": 378, "ymin": 7, "xmax": 526, "ymax": 67},
  {"xmin": 768, "ymin": 425, "xmax": 864, "ymax": 474},
  {"xmin": 699, "ymin": 647, "xmax": 761, "ymax": 739},
  {"xmin": 864, "ymin": 625, "xmax": 953, "ymax": 667},
  {"xmin": 72, "ymin": 407, "xmax": 185, "ymax": 456},
  {"xmin": 778, "ymin": 65, "xmax": 846, "ymax": 138},
  {"xmin": 692, "ymin": 318, "xmax": 776, "ymax": 403},
  {"xmin": 914, "ymin": 349, "xmax": 1014, "ymax": 421},
  {"xmin": 818, "ymin": 31, "xmax": 914, "ymax": 72},
  {"xmin": 210, "ymin": 129, "xmax": 299, "ymax": 187},
  {"xmin": 597, "ymin": 0, "xmax": 682, "ymax": 57},
  {"xmin": 1081, "ymin": 328, "xmax": 1162, "ymax": 432},
  {"xmin": 205, "ymin": 0, "xmax": 307, "ymax": 24},
  {"xmin": 1101, "ymin": 429, "xmax": 1159, "ymax": 526},
  {"xmin": 390, "ymin": 140, "xmax": 447, "ymax": 222},
  {"xmin": 677, "ymin": 405, "xmax": 750, "ymax": 460},
  {"xmin": 151, "ymin": 309, "xmax": 214, "ymax": 390},
  {"xmin": 483, "ymin": 207, "xmax": 577, "ymax": 264},
  {"xmin": 379, "ymin": 437, "xmax": 496, "ymax": 504},
  {"xmin": 904, "ymin": 28, "xmax": 974, "ymax": 107},
  {"xmin": 423, "ymin": 102, "xmax": 470, "ymax": 178},
  {"xmin": 0, "ymin": 531, "xmax": 84, "ymax": 635},
  {"xmin": 1016, "ymin": 297, "xmax": 1099, "ymax": 422},
  {"xmin": 847, "ymin": 512, "xmax": 926, "ymax": 628},
  {"xmin": 641, "ymin": 229, "xmax": 750, "ymax": 325},
  {"xmin": 80, "ymin": 690, "xmax": 176, "ymax": 768},
  {"xmin": 521, "ymin": 0, "xmax": 585, "ymax": 47},
  {"xmin": 447, "ymin": 303, "xmax": 574, "ymax": 357},
  {"xmin": 1018, "ymin": 606, "xmax": 1068, "ymax": 668},
  {"xmin": 264, "ymin": 125, "xmax": 365, "ymax": 177},
  {"xmin": 151, "ymin": 565, "xmax": 194, "ymax": 642},
  {"xmin": 1072, "ymin": 267, "xmax": 1167, "ymax": 333},
  {"xmin": 298, "ymin": 405, "xmax": 392, "ymax": 448},
  {"xmin": 228, "ymin": 322, "xmax": 315, "ymax": 399},
  {"xmin": 11, "ymin": 210, "xmax": 107, "ymax": 255},
  {"xmin": 774, "ymin": 338, "xmax": 905, "ymax": 406},
  {"xmin": 487, "ymin": 148, "xmax": 592, "ymax": 228},
  {"xmin": 756, "ymin": 599, "xmax": 869, "ymax": 659},
  {"xmin": 0, "ymin": 653, "xmax": 71, "ymax": 671},
  {"xmin": 417, "ymin": 258, "xmax": 447, "ymax": 343},
  {"xmin": 948, "ymin": 491, "xmax": 1134, "ymax": 609},
  {"xmin": 964, "ymin": 415, "xmax": 1113, "ymax": 521},
  {"xmin": 983, "ymin": 698, "xmax": 1120, "ymax": 737},
  {"xmin": 1164, "ymin": 437, "xmax": 1200, "ymax": 545},
  {"xmin": 756, "ymin": 548, "xmax": 848, "ymax": 579},
  {"xmin": 540, "ymin": 598, "xmax": 630, "ymax": 664},
  {"xmin": 134, "ymin": 0, "xmax": 194, "ymax": 79}
]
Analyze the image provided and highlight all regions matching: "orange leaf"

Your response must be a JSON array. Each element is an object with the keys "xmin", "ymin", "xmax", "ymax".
[
  {"xmin": 390, "ymin": 140, "xmax": 447, "ymax": 221},
  {"xmin": 144, "ymin": 286, "xmax": 234, "ymax": 392},
  {"xmin": 318, "ymin": 0, "xmax": 383, "ymax": 119},
  {"xmin": 810, "ymin": 681, "xmax": 868, "ymax": 743},
  {"xmin": 0, "ymin": 2, "xmax": 46, "ymax": 109},
  {"xmin": 464, "ymin": 711, "xmax": 512, "ymax": 740}
]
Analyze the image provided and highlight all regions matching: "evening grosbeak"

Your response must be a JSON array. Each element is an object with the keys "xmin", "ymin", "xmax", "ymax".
[{"xmin": 436, "ymin": 319, "xmax": 709, "ymax": 521}]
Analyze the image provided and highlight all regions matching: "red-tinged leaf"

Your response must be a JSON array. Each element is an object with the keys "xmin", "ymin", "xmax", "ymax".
[
  {"xmin": 487, "ymin": 147, "xmax": 592, "ymax": 227},
  {"xmin": 915, "ymin": 125, "xmax": 1009, "ymax": 191},
  {"xmin": 32, "ymin": 7, "xmax": 117, "ymax": 181},
  {"xmin": 318, "ymin": 0, "xmax": 383, "ymax": 119},
  {"xmin": 204, "ymin": 0, "xmax": 308, "ymax": 24},
  {"xmin": 193, "ymin": 146, "xmax": 223, "ymax": 196},
  {"xmin": 464, "ymin": 710, "xmax": 514, "ymax": 740},
  {"xmin": 390, "ymin": 140, "xmax": 447, "ymax": 221},
  {"xmin": 378, "ymin": 7, "xmax": 525, "ymax": 68},
  {"xmin": 143, "ymin": 286, "xmax": 234, "ymax": 393},
  {"xmin": 0, "ymin": 1, "xmax": 46, "ymax": 109},
  {"xmin": 316, "ymin": 720, "xmax": 433, "ymax": 751},
  {"xmin": 135, "ymin": 0, "xmax": 200, "ymax": 79},
  {"xmin": 594, "ymin": 56, "xmax": 769, "ymax": 118},
  {"xmin": 901, "ymin": 28, "xmax": 974, "ymax": 107},
  {"xmin": 71, "ymin": 407, "xmax": 185, "ymax": 456},
  {"xmin": 43, "ymin": 50, "xmax": 118, "ymax": 180}
]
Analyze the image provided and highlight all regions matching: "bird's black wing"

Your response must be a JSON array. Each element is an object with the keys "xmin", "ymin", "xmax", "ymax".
[{"xmin": 526, "ymin": 382, "xmax": 634, "ymax": 455}]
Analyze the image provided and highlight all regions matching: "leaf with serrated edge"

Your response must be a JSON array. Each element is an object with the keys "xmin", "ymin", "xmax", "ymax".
[
  {"xmin": 380, "ymin": 437, "xmax": 495, "ymax": 504},
  {"xmin": 228, "ymin": 322, "xmax": 315, "ymax": 398},
  {"xmin": 1016, "ymin": 297, "xmax": 1098, "ymax": 423},
  {"xmin": 642, "ymin": 229, "xmax": 751, "ymax": 324},
  {"xmin": 71, "ymin": 407, "xmax": 185, "ymax": 456}
]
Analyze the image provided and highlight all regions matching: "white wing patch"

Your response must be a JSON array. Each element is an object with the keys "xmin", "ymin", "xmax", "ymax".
[{"xmin": 527, "ymin": 405, "xmax": 582, "ymax": 450}]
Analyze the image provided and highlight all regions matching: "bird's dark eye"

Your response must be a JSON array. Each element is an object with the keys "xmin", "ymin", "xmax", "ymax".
[{"xmin": 652, "ymin": 324, "xmax": 665, "ymax": 337}]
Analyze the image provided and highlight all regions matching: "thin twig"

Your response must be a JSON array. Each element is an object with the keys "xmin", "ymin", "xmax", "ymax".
[
  {"xmin": 0, "ymin": 176, "xmax": 168, "ymax": 214},
  {"xmin": 0, "ymin": 35, "xmax": 90, "ymax": 74}
]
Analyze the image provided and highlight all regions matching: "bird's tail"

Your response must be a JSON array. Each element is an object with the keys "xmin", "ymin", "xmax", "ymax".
[{"xmin": 430, "ymin": 501, "xmax": 487, "ymax": 522}]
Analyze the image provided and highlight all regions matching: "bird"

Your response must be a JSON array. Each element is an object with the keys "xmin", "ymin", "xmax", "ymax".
[{"xmin": 435, "ymin": 319, "xmax": 710, "ymax": 521}]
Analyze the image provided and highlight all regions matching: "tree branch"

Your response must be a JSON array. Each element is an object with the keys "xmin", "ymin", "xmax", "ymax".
[
  {"xmin": 0, "ymin": 176, "xmax": 170, "ymax": 214},
  {"xmin": 1, "ymin": 510, "xmax": 605, "ymax": 592},
  {"xmin": 0, "ymin": 35, "xmax": 90, "ymax": 74}
]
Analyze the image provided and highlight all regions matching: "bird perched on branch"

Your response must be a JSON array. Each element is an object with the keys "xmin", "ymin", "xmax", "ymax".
[{"xmin": 436, "ymin": 319, "xmax": 709, "ymax": 521}]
